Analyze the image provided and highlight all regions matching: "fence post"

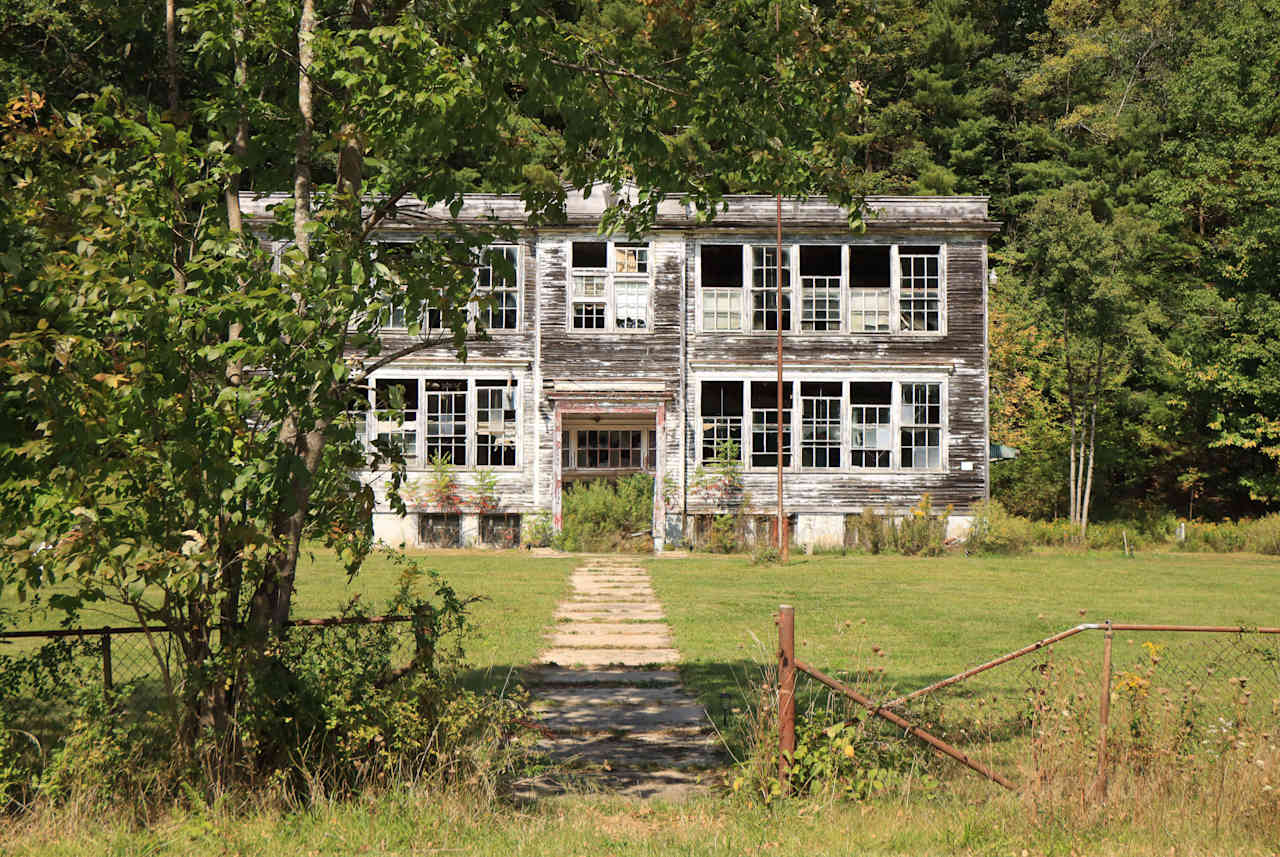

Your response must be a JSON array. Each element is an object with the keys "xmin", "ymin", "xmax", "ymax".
[
  {"xmin": 102, "ymin": 632, "xmax": 113, "ymax": 693},
  {"xmin": 778, "ymin": 604, "xmax": 796, "ymax": 795},
  {"xmin": 1094, "ymin": 620, "xmax": 1113, "ymax": 801}
]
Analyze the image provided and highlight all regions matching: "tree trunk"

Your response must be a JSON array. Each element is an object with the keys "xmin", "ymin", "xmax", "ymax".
[
  {"xmin": 292, "ymin": 0, "xmax": 315, "ymax": 257},
  {"xmin": 166, "ymin": 0, "xmax": 180, "ymax": 114}
]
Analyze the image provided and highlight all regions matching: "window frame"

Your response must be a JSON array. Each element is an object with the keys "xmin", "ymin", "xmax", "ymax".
[
  {"xmin": 356, "ymin": 374, "xmax": 523, "ymax": 472},
  {"xmin": 694, "ymin": 241, "xmax": 947, "ymax": 337},
  {"xmin": 694, "ymin": 374, "xmax": 948, "ymax": 474},
  {"xmin": 371, "ymin": 242, "xmax": 523, "ymax": 335},
  {"xmin": 566, "ymin": 239, "xmax": 654, "ymax": 334}
]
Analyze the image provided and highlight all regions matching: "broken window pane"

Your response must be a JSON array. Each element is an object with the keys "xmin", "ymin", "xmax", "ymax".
[
  {"xmin": 475, "ymin": 380, "xmax": 517, "ymax": 467},
  {"xmin": 750, "ymin": 380, "xmax": 792, "ymax": 467},
  {"xmin": 899, "ymin": 246, "xmax": 941, "ymax": 332},
  {"xmin": 850, "ymin": 381, "xmax": 892, "ymax": 468},
  {"xmin": 700, "ymin": 381, "xmax": 744, "ymax": 461},
  {"xmin": 800, "ymin": 382, "xmax": 842, "ymax": 468},
  {"xmin": 900, "ymin": 382, "xmax": 942, "ymax": 468}
]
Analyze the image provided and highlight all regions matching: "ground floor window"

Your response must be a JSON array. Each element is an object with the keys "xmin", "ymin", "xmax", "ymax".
[
  {"xmin": 697, "ymin": 376, "xmax": 945, "ymax": 472},
  {"xmin": 358, "ymin": 376, "xmax": 520, "ymax": 470}
]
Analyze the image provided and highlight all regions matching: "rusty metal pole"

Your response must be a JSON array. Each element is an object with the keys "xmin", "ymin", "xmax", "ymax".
[
  {"xmin": 102, "ymin": 632, "xmax": 113, "ymax": 693},
  {"xmin": 778, "ymin": 604, "xmax": 796, "ymax": 794},
  {"xmin": 1095, "ymin": 620, "xmax": 1113, "ymax": 801},
  {"xmin": 775, "ymin": 194, "xmax": 788, "ymax": 561}
]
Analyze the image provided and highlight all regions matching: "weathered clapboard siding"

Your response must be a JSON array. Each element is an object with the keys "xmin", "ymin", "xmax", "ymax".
[{"xmin": 239, "ymin": 189, "xmax": 998, "ymax": 541}]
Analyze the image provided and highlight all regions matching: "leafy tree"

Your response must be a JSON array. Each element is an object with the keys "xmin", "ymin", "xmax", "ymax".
[{"xmin": 0, "ymin": 0, "xmax": 876, "ymax": 778}]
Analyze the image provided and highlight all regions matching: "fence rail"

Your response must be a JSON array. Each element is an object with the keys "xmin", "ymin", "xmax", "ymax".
[
  {"xmin": 775, "ymin": 606, "xmax": 1280, "ymax": 797},
  {"xmin": 0, "ymin": 614, "xmax": 417, "ymax": 692}
]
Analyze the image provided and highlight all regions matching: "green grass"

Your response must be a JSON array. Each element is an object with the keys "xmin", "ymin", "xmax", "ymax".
[
  {"xmin": 292, "ymin": 548, "xmax": 577, "ymax": 676},
  {"xmin": 647, "ymin": 550, "xmax": 1280, "ymax": 709}
]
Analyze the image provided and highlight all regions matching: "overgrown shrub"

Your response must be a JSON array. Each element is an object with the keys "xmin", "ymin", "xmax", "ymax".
[
  {"xmin": 554, "ymin": 474, "xmax": 654, "ymax": 552},
  {"xmin": 521, "ymin": 510, "xmax": 553, "ymax": 548},
  {"xmin": 965, "ymin": 500, "xmax": 1033, "ymax": 555},
  {"xmin": 0, "ymin": 564, "xmax": 534, "ymax": 812},
  {"xmin": 1243, "ymin": 514, "xmax": 1280, "ymax": 555},
  {"xmin": 846, "ymin": 508, "xmax": 889, "ymax": 554},
  {"xmin": 891, "ymin": 495, "xmax": 950, "ymax": 556}
]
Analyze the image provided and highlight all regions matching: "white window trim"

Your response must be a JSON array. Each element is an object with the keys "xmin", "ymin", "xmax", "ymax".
[
  {"xmin": 566, "ymin": 239, "xmax": 654, "ymax": 334},
  {"xmin": 693, "ymin": 372, "xmax": 949, "ymax": 474},
  {"xmin": 694, "ymin": 241, "xmax": 948, "ymax": 337},
  {"xmin": 370, "ymin": 242, "xmax": 523, "ymax": 335},
  {"xmin": 358, "ymin": 372, "xmax": 524, "ymax": 471}
]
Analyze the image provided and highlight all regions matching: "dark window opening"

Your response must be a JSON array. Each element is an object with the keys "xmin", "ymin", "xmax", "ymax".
[
  {"xmin": 849, "ymin": 245, "xmax": 891, "ymax": 289},
  {"xmin": 572, "ymin": 241, "xmax": 607, "ymax": 268},
  {"xmin": 750, "ymin": 380, "xmax": 792, "ymax": 468},
  {"xmin": 800, "ymin": 245, "xmax": 842, "ymax": 276},
  {"xmin": 701, "ymin": 244, "xmax": 744, "ymax": 287}
]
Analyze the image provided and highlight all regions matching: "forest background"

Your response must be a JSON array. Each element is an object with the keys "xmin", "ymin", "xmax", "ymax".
[{"xmin": 3, "ymin": 0, "xmax": 1278, "ymax": 527}]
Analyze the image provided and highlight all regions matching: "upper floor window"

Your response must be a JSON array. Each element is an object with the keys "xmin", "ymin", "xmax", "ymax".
[
  {"xmin": 475, "ymin": 245, "xmax": 519, "ymax": 331},
  {"xmin": 569, "ymin": 240, "xmax": 652, "ymax": 332},
  {"xmin": 375, "ymin": 243, "xmax": 520, "ymax": 334},
  {"xmin": 698, "ymin": 242, "xmax": 945, "ymax": 335}
]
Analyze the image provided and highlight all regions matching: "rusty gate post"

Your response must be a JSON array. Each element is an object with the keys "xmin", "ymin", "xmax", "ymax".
[
  {"xmin": 1094, "ymin": 620, "xmax": 1113, "ymax": 801},
  {"xmin": 778, "ymin": 604, "xmax": 796, "ymax": 794},
  {"xmin": 102, "ymin": 632, "xmax": 113, "ymax": 693}
]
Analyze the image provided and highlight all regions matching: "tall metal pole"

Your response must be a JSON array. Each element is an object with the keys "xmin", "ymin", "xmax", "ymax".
[
  {"xmin": 776, "ymin": 194, "xmax": 788, "ymax": 560},
  {"xmin": 774, "ymin": 0, "xmax": 788, "ymax": 562}
]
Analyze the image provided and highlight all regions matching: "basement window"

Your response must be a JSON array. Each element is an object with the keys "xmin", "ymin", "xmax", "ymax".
[{"xmin": 419, "ymin": 513, "xmax": 461, "ymax": 547}]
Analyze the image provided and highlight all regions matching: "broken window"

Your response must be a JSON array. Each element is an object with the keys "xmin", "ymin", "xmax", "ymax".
[
  {"xmin": 750, "ymin": 380, "xmax": 792, "ymax": 468},
  {"xmin": 700, "ymin": 244, "xmax": 744, "ymax": 331},
  {"xmin": 700, "ymin": 381, "xmax": 744, "ymax": 461},
  {"xmin": 423, "ymin": 379, "xmax": 467, "ymax": 465},
  {"xmin": 480, "ymin": 513, "xmax": 521, "ymax": 548},
  {"xmin": 849, "ymin": 381, "xmax": 892, "ymax": 468},
  {"xmin": 899, "ymin": 246, "xmax": 942, "ymax": 332},
  {"xmin": 570, "ymin": 241, "xmax": 652, "ymax": 331},
  {"xmin": 800, "ymin": 246, "xmax": 842, "ymax": 332},
  {"xmin": 900, "ymin": 382, "xmax": 942, "ymax": 468},
  {"xmin": 800, "ymin": 382, "xmax": 842, "ymax": 468},
  {"xmin": 374, "ymin": 378, "xmax": 419, "ymax": 465},
  {"xmin": 419, "ymin": 513, "xmax": 461, "ymax": 547},
  {"xmin": 751, "ymin": 246, "xmax": 792, "ymax": 331},
  {"xmin": 849, "ymin": 245, "xmax": 891, "ymax": 332},
  {"xmin": 475, "ymin": 380, "xmax": 517, "ymax": 467},
  {"xmin": 476, "ymin": 245, "xmax": 518, "ymax": 331}
]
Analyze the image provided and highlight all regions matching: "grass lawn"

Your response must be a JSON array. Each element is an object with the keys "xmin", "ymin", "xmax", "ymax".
[
  {"xmin": 292, "ymin": 547, "xmax": 578, "ymax": 677},
  {"xmin": 647, "ymin": 550, "xmax": 1280, "ymax": 710}
]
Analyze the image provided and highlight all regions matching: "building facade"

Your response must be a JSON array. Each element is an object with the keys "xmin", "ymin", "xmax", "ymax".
[{"xmin": 244, "ymin": 191, "xmax": 1000, "ymax": 550}]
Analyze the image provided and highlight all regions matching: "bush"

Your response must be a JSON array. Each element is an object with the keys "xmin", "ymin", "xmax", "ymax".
[
  {"xmin": 965, "ymin": 500, "xmax": 1033, "ymax": 555},
  {"xmin": 555, "ymin": 474, "xmax": 654, "ymax": 552},
  {"xmin": 520, "ymin": 510, "xmax": 554, "ymax": 548},
  {"xmin": 846, "ymin": 508, "xmax": 889, "ymax": 555},
  {"xmin": 1244, "ymin": 514, "xmax": 1280, "ymax": 555},
  {"xmin": 891, "ymin": 495, "xmax": 949, "ymax": 557}
]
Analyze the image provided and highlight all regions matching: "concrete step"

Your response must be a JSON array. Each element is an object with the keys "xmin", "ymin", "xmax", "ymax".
[
  {"xmin": 536, "ymin": 704, "xmax": 710, "ymax": 734},
  {"xmin": 537, "ymin": 647, "xmax": 680, "ymax": 667},
  {"xmin": 535, "ymin": 686, "xmax": 693, "ymax": 707},
  {"xmin": 526, "ymin": 667, "xmax": 681, "ymax": 687}
]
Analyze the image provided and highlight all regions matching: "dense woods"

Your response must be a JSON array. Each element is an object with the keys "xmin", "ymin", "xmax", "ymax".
[{"xmin": 5, "ymin": 0, "xmax": 1277, "ymax": 528}]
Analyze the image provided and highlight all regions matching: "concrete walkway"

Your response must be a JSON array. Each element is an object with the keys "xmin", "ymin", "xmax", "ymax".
[{"xmin": 519, "ymin": 558, "xmax": 723, "ymax": 800}]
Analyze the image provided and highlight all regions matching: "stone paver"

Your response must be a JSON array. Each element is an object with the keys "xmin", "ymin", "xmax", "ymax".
[{"xmin": 517, "ymin": 558, "xmax": 725, "ymax": 801}]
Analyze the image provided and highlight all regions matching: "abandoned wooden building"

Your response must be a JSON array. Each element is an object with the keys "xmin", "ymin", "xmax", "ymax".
[{"xmin": 243, "ymin": 190, "xmax": 1000, "ymax": 550}]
